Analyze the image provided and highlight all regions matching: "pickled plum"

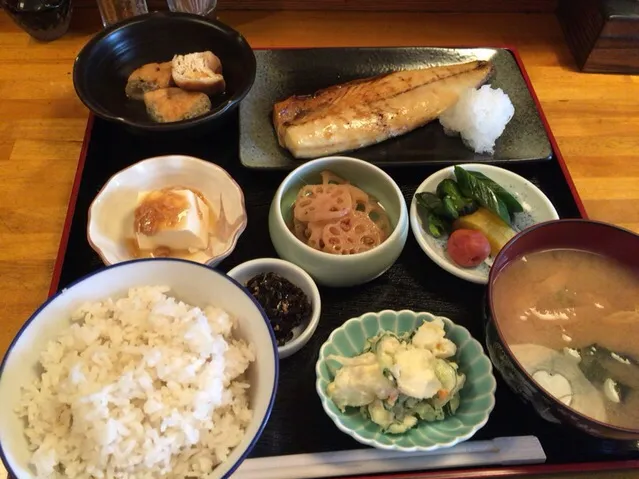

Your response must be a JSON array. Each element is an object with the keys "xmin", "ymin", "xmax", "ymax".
[{"xmin": 447, "ymin": 229, "xmax": 490, "ymax": 268}]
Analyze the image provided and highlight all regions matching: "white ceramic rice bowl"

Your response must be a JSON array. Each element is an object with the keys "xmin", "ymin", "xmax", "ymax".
[{"xmin": 0, "ymin": 259, "xmax": 278, "ymax": 479}]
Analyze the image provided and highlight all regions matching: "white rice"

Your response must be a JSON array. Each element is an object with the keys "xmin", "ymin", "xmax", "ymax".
[
  {"xmin": 439, "ymin": 84, "xmax": 515, "ymax": 154},
  {"xmin": 17, "ymin": 286, "xmax": 255, "ymax": 479}
]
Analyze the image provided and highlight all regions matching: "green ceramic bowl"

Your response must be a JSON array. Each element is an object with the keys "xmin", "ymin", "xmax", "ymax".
[
  {"xmin": 315, "ymin": 310, "xmax": 496, "ymax": 451},
  {"xmin": 268, "ymin": 156, "xmax": 409, "ymax": 288}
]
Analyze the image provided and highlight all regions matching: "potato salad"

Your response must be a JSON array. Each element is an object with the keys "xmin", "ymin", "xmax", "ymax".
[{"xmin": 326, "ymin": 318, "xmax": 465, "ymax": 434}]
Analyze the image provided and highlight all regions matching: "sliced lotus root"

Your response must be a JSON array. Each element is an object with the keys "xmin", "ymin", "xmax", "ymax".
[
  {"xmin": 321, "ymin": 170, "xmax": 348, "ymax": 185},
  {"xmin": 321, "ymin": 211, "xmax": 381, "ymax": 255},
  {"xmin": 292, "ymin": 217, "xmax": 308, "ymax": 242},
  {"xmin": 305, "ymin": 221, "xmax": 326, "ymax": 250},
  {"xmin": 348, "ymin": 185, "xmax": 370, "ymax": 212},
  {"xmin": 367, "ymin": 202, "xmax": 392, "ymax": 240},
  {"xmin": 346, "ymin": 186, "xmax": 392, "ymax": 240},
  {"xmin": 294, "ymin": 184, "xmax": 352, "ymax": 223}
]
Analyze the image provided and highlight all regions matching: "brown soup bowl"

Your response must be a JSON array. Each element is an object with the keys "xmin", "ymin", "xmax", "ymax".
[{"xmin": 484, "ymin": 219, "xmax": 639, "ymax": 440}]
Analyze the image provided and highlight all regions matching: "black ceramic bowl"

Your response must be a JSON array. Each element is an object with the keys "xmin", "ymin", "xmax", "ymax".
[
  {"xmin": 485, "ymin": 219, "xmax": 639, "ymax": 440},
  {"xmin": 73, "ymin": 11, "xmax": 256, "ymax": 133}
]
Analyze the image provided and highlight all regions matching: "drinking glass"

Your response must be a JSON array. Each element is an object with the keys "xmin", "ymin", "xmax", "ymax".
[
  {"xmin": 1, "ymin": 0, "xmax": 72, "ymax": 41},
  {"xmin": 96, "ymin": 0, "xmax": 148, "ymax": 27},
  {"xmin": 166, "ymin": 0, "xmax": 216, "ymax": 16}
]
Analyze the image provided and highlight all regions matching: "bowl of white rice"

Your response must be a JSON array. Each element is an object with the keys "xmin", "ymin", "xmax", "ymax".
[{"xmin": 0, "ymin": 258, "xmax": 278, "ymax": 479}]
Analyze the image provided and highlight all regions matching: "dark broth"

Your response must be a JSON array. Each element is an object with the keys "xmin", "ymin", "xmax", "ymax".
[{"xmin": 493, "ymin": 249, "xmax": 639, "ymax": 428}]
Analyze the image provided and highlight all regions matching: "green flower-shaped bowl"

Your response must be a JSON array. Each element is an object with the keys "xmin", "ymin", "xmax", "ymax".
[{"xmin": 315, "ymin": 310, "xmax": 496, "ymax": 452}]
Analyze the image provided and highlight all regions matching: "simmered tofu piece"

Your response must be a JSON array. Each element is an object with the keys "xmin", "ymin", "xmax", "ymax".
[{"xmin": 134, "ymin": 188, "xmax": 210, "ymax": 253}]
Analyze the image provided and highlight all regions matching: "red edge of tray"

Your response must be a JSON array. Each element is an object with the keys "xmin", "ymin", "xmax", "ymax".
[
  {"xmin": 48, "ymin": 113, "xmax": 94, "ymax": 298},
  {"xmin": 45, "ymin": 46, "xmax": 616, "ymax": 479}
]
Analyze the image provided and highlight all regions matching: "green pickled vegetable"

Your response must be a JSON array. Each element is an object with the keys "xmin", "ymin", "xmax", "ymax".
[
  {"xmin": 414, "ymin": 192, "xmax": 452, "ymax": 236},
  {"xmin": 436, "ymin": 179, "xmax": 464, "ymax": 201},
  {"xmin": 435, "ymin": 178, "xmax": 479, "ymax": 217},
  {"xmin": 421, "ymin": 208, "xmax": 450, "ymax": 238},
  {"xmin": 454, "ymin": 166, "xmax": 511, "ymax": 225},
  {"xmin": 468, "ymin": 170, "xmax": 524, "ymax": 214},
  {"xmin": 442, "ymin": 197, "xmax": 460, "ymax": 220},
  {"xmin": 415, "ymin": 192, "xmax": 450, "ymax": 219},
  {"xmin": 449, "ymin": 195, "xmax": 478, "ymax": 217}
]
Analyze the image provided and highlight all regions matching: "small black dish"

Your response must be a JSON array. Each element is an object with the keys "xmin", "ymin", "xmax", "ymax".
[{"xmin": 73, "ymin": 11, "xmax": 256, "ymax": 134}]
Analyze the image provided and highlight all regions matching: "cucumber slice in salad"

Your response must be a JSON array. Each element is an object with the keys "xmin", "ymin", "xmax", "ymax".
[{"xmin": 435, "ymin": 358, "xmax": 458, "ymax": 392}]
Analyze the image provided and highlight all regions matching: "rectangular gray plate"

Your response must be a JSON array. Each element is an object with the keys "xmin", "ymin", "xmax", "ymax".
[{"xmin": 239, "ymin": 47, "xmax": 552, "ymax": 170}]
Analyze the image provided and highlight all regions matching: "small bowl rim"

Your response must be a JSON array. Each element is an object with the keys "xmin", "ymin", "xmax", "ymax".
[
  {"xmin": 72, "ymin": 11, "xmax": 257, "ymax": 132},
  {"xmin": 226, "ymin": 257, "xmax": 322, "ymax": 358},
  {"xmin": 0, "ymin": 257, "xmax": 279, "ymax": 479},
  {"xmin": 271, "ymin": 155, "xmax": 409, "ymax": 262},
  {"xmin": 315, "ymin": 309, "xmax": 496, "ymax": 451},
  {"xmin": 87, "ymin": 154, "xmax": 248, "ymax": 267},
  {"xmin": 409, "ymin": 163, "xmax": 559, "ymax": 285},
  {"xmin": 487, "ymin": 218, "xmax": 639, "ymax": 436}
]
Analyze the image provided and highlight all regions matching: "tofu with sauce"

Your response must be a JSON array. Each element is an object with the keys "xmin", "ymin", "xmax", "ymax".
[
  {"xmin": 143, "ymin": 88, "xmax": 212, "ymax": 123},
  {"xmin": 125, "ymin": 62, "xmax": 174, "ymax": 100},
  {"xmin": 134, "ymin": 188, "xmax": 210, "ymax": 254}
]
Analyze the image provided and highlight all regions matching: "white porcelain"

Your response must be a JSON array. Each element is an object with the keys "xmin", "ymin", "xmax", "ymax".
[
  {"xmin": 410, "ymin": 164, "xmax": 559, "ymax": 284},
  {"xmin": 227, "ymin": 258, "xmax": 321, "ymax": 359},
  {"xmin": 268, "ymin": 156, "xmax": 409, "ymax": 288},
  {"xmin": 0, "ymin": 259, "xmax": 277, "ymax": 479},
  {"xmin": 88, "ymin": 155, "xmax": 247, "ymax": 267}
]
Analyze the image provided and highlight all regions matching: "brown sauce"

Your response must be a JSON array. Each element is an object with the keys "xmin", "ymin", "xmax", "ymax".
[
  {"xmin": 128, "ymin": 186, "xmax": 216, "ymax": 260},
  {"xmin": 134, "ymin": 188, "xmax": 191, "ymax": 236}
]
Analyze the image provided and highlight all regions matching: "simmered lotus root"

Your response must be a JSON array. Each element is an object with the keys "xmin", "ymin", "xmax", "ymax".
[
  {"xmin": 305, "ymin": 221, "xmax": 325, "ymax": 250},
  {"xmin": 348, "ymin": 185, "xmax": 369, "ymax": 211},
  {"xmin": 321, "ymin": 170, "xmax": 348, "ymax": 185},
  {"xmin": 293, "ymin": 216, "xmax": 327, "ymax": 250},
  {"xmin": 349, "ymin": 185, "xmax": 390, "ymax": 240},
  {"xmin": 292, "ymin": 217, "xmax": 307, "ymax": 242},
  {"xmin": 321, "ymin": 211, "xmax": 381, "ymax": 255},
  {"xmin": 368, "ymin": 202, "xmax": 391, "ymax": 241},
  {"xmin": 294, "ymin": 184, "xmax": 352, "ymax": 223},
  {"xmin": 291, "ymin": 170, "xmax": 392, "ymax": 255}
]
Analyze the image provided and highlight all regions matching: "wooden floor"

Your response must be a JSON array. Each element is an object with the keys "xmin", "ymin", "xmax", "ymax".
[{"xmin": 0, "ymin": 8, "xmax": 638, "ymax": 479}]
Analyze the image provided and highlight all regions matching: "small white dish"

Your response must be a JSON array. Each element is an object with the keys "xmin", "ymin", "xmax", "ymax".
[
  {"xmin": 409, "ymin": 164, "xmax": 559, "ymax": 284},
  {"xmin": 88, "ymin": 155, "xmax": 247, "ymax": 267},
  {"xmin": 227, "ymin": 258, "xmax": 321, "ymax": 359}
]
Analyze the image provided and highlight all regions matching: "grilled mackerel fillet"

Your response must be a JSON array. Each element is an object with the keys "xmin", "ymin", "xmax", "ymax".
[{"xmin": 273, "ymin": 60, "xmax": 493, "ymax": 159}]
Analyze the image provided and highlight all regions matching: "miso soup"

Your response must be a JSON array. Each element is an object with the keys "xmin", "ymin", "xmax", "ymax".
[{"xmin": 493, "ymin": 249, "xmax": 639, "ymax": 428}]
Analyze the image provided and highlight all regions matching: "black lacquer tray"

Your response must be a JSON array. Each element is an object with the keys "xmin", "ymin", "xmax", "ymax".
[{"xmin": 48, "ymin": 48, "xmax": 639, "ymax": 478}]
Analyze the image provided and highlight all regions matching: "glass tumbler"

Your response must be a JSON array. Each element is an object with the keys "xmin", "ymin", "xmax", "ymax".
[
  {"xmin": 96, "ymin": 0, "xmax": 148, "ymax": 27},
  {"xmin": 166, "ymin": 0, "xmax": 216, "ymax": 16},
  {"xmin": 1, "ymin": 0, "xmax": 73, "ymax": 41}
]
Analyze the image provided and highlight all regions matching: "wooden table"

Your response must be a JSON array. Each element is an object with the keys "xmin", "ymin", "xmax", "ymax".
[{"xmin": 0, "ymin": 8, "xmax": 638, "ymax": 479}]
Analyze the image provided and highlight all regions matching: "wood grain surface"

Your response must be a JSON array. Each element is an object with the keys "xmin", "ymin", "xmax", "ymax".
[
  {"xmin": 71, "ymin": 0, "xmax": 559, "ymax": 12},
  {"xmin": 557, "ymin": 0, "xmax": 639, "ymax": 74},
  {"xmin": 0, "ymin": 9, "xmax": 638, "ymax": 479}
]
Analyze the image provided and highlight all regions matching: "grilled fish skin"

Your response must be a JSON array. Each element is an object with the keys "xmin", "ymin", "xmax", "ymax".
[{"xmin": 273, "ymin": 60, "xmax": 494, "ymax": 159}]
